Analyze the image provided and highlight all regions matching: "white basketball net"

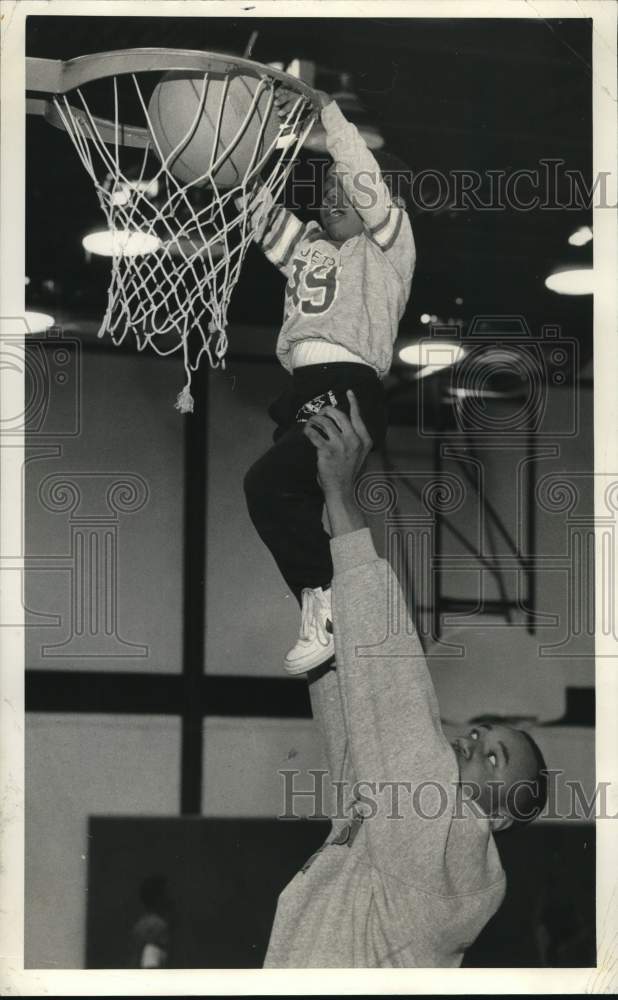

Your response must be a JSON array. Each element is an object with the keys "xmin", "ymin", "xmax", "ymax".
[{"xmin": 52, "ymin": 69, "xmax": 316, "ymax": 411}]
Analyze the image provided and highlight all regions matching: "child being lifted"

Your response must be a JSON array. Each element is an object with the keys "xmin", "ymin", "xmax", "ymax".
[{"xmin": 243, "ymin": 85, "xmax": 415, "ymax": 674}]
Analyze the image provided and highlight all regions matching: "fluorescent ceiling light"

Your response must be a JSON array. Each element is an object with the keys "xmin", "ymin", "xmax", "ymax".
[
  {"xmin": 83, "ymin": 229, "xmax": 161, "ymax": 257},
  {"xmin": 399, "ymin": 341, "xmax": 465, "ymax": 369},
  {"xmin": 109, "ymin": 179, "xmax": 160, "ymax": 207},
  {"xmin": 24, "ymin": 311, "xmax": 55, "ymax": 333},
  {"xmin": 568, "ymin": 225, "xmax": 593, "ymax": 247},
  {"xmin": 545, "ymin": 267, "xmax": 593, "ymax": 295},
  {"xmin": 446, "ymin": 386, "xmax": 505, "ymax": 400}
]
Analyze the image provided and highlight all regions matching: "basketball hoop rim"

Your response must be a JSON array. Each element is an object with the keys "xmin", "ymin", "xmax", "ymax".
[
  {"xmin": 27, "ymin": 46, "xmax": 317, "ymax": 99},
  {"xmin": 26, "ymin": 47, "xmax": 319, "ymax": 144},
  {"xmin": 25, "ymin": 48, "xmax": 320, "ymax": 408}
]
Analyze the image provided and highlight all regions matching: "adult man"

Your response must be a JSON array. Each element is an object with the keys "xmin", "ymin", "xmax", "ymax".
[{"xmin": 264, "ymin": 391, "xmax": 548, "ymax": 968}]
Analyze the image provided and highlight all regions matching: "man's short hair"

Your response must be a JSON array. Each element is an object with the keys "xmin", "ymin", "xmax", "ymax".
[{"xmin": 503, "ymin": 730, "xmax": 549, "ymax": 829}]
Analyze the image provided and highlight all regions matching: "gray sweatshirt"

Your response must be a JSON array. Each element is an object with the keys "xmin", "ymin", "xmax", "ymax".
[
  {"xmin": 253, "ymin": 101, "xmax": 415, "ymax": 376},
  {"xmin": 264, "ymin": 528, "xmax": 506, "ymax": 968}
]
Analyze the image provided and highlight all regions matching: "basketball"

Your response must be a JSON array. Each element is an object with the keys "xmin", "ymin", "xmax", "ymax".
[{"xmin": 147, "ymin": 71, "xmax": 281, "ymax": 189}]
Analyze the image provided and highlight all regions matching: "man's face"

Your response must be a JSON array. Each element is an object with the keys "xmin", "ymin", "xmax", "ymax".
[
  {"xmin": 451, "ymin": 723, "xmax": 538, "ymax": 821},
  {"xmin": 319, "ymin": 167, "xmax": 365, "ymax": 243}
]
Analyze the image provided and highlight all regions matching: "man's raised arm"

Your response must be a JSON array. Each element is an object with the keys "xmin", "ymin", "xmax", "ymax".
[{"xmin": 303, "ymin": 396, "xmax": 458, "ymax": 879}]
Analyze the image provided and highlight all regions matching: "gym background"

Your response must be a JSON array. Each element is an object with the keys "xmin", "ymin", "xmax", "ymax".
[{"xmin": 21, "ymin": 13, "xmax": 595, "ymax": 969}]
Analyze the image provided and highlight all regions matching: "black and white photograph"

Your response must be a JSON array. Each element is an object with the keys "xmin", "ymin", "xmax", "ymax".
[{"xmin": 1, "ymin": 0, "xmax": 617, "ymax": 993}]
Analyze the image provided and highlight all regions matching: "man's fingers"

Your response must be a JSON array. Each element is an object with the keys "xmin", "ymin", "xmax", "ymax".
[
  {"xmin": 346, "ymin": 390, "xmax": 365, "ymax": 432},
  {"xmin": 305, "ymin": 399, "xmax": 372, "ymax": 454},
  {"xmin": 303, "ymin": 423, "xmax": 329, "ymax": 449},
  {"xmin": 306, "ymin": 411, "xmax": 344, "ymax": 439},
  {"xmin": 315, "ymin": 405, "xmax": 352, "ymax": 437},
  {"xmin": 346, "ymin": 391, "xmax": 373, "ymax": 448},
  {"xmin": 317, "ymin": 408, "xmax": 346, "ymax": 434}
]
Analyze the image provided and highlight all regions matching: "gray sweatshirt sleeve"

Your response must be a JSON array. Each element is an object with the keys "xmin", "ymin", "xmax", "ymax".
[
  {"xmin": 307, "ymin": 667, "xmax": 347, "ymax": 785},
  {"xmin": 245, "ymin": 186, "xmax": 309, "ymax": 277},
  {"xmin": 307, "ymin": 668, "xmax": 356, "ymax": 820},
  {"xmin": 321, "ymin": 101, "xmax": 416, "ymax": 278},
  {"xmin": 330, "ymin": 527, "xmax": 460, "ymax": 881}
]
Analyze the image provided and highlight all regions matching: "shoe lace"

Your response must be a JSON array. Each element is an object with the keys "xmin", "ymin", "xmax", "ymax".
[{"xmin": 299, "ymin": 588, "xmax": 331, "ymax": 646}]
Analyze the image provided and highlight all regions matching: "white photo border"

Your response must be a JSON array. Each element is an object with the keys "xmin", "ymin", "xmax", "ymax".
[{"xmin": 1, "ymin": 0, "xmax": 616, "ymax": 994}]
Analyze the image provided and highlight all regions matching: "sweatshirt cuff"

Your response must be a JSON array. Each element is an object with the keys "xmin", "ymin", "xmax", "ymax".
[
  {"xmin": 321, "ymin": 99, "xmax": 347, "ymax": 134},
  {"xmin": 330, "ymin": 527, "xmax": 379, "ymax": 575}
]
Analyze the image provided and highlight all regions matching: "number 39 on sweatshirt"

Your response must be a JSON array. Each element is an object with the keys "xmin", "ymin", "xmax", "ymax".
[{"xmin": 251, "ymin": 100, "xmax": 416, "ymax": 378}]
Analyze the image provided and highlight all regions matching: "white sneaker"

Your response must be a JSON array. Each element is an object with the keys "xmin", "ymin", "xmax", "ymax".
[{"xmin": 284, "ymin": 586, "xmax": 334, "ymax": 675}]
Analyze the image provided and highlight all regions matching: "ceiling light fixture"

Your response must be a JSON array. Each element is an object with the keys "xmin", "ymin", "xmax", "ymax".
[
  {"xmin": 82, "ymin": 229, "xmax": 162, "ymax": 258},
  {"xmin": 109, "ymin": 178, "xmax": 160, "ymax": 207},
  {"xmin": 545, "ymin": 267, "xmax": 594, "ymax": 295},
  {"xmin": 398, "ymin": 340, "xmax": 465, "ymax": 374},
  {"xmin": 568, "ymin": 225, "xmax": 593, "ymax": 247},
  {"xmin": 24, "ymin": 311, "xmax": 55, "ymax": 333}
]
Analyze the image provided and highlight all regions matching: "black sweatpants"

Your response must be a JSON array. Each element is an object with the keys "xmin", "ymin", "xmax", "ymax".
[{"xmin": 244, "ymin": 363, "xmax": 387, "ymax": 604}]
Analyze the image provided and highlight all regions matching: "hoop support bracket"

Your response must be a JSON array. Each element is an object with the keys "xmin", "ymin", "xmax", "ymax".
[
  {"xmin": 26, "ymin": 56, "xmax": 63, "ymax": 93},
  {"xmin": 26, "ymin": 95, "xmax": 151, "ymax": 148}
]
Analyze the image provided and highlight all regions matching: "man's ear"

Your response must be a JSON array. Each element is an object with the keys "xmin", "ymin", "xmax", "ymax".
[
  {"xmin": 392, "ymin": 194, "xmax": 406, "ymax": 210},
  {"xmin": 490, "ymin": 813, "xmax": 513, "ymax": 833}
]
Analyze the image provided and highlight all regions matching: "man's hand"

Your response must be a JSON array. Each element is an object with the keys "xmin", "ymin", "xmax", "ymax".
[{"xmin": 303, "ymin": 391, "xmax": 372, "ymax": 537}]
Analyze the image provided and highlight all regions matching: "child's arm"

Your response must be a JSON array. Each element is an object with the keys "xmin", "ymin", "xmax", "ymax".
[
  {"xmin": 237, "ymin": 184, "xmax": 311, "ymax": 278},
  {"xmin": 238, "ymin": 87, "xmax": 324, "ymax": 273},
  {"xmin": 321, "ymin": 98, "xmax": 415, "ymax": 272}
]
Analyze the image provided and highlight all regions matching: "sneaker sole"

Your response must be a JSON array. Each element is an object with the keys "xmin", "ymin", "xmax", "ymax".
[{"xmin": 283, "ymin": 642, "xmax": 335, "ymax": 676}]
